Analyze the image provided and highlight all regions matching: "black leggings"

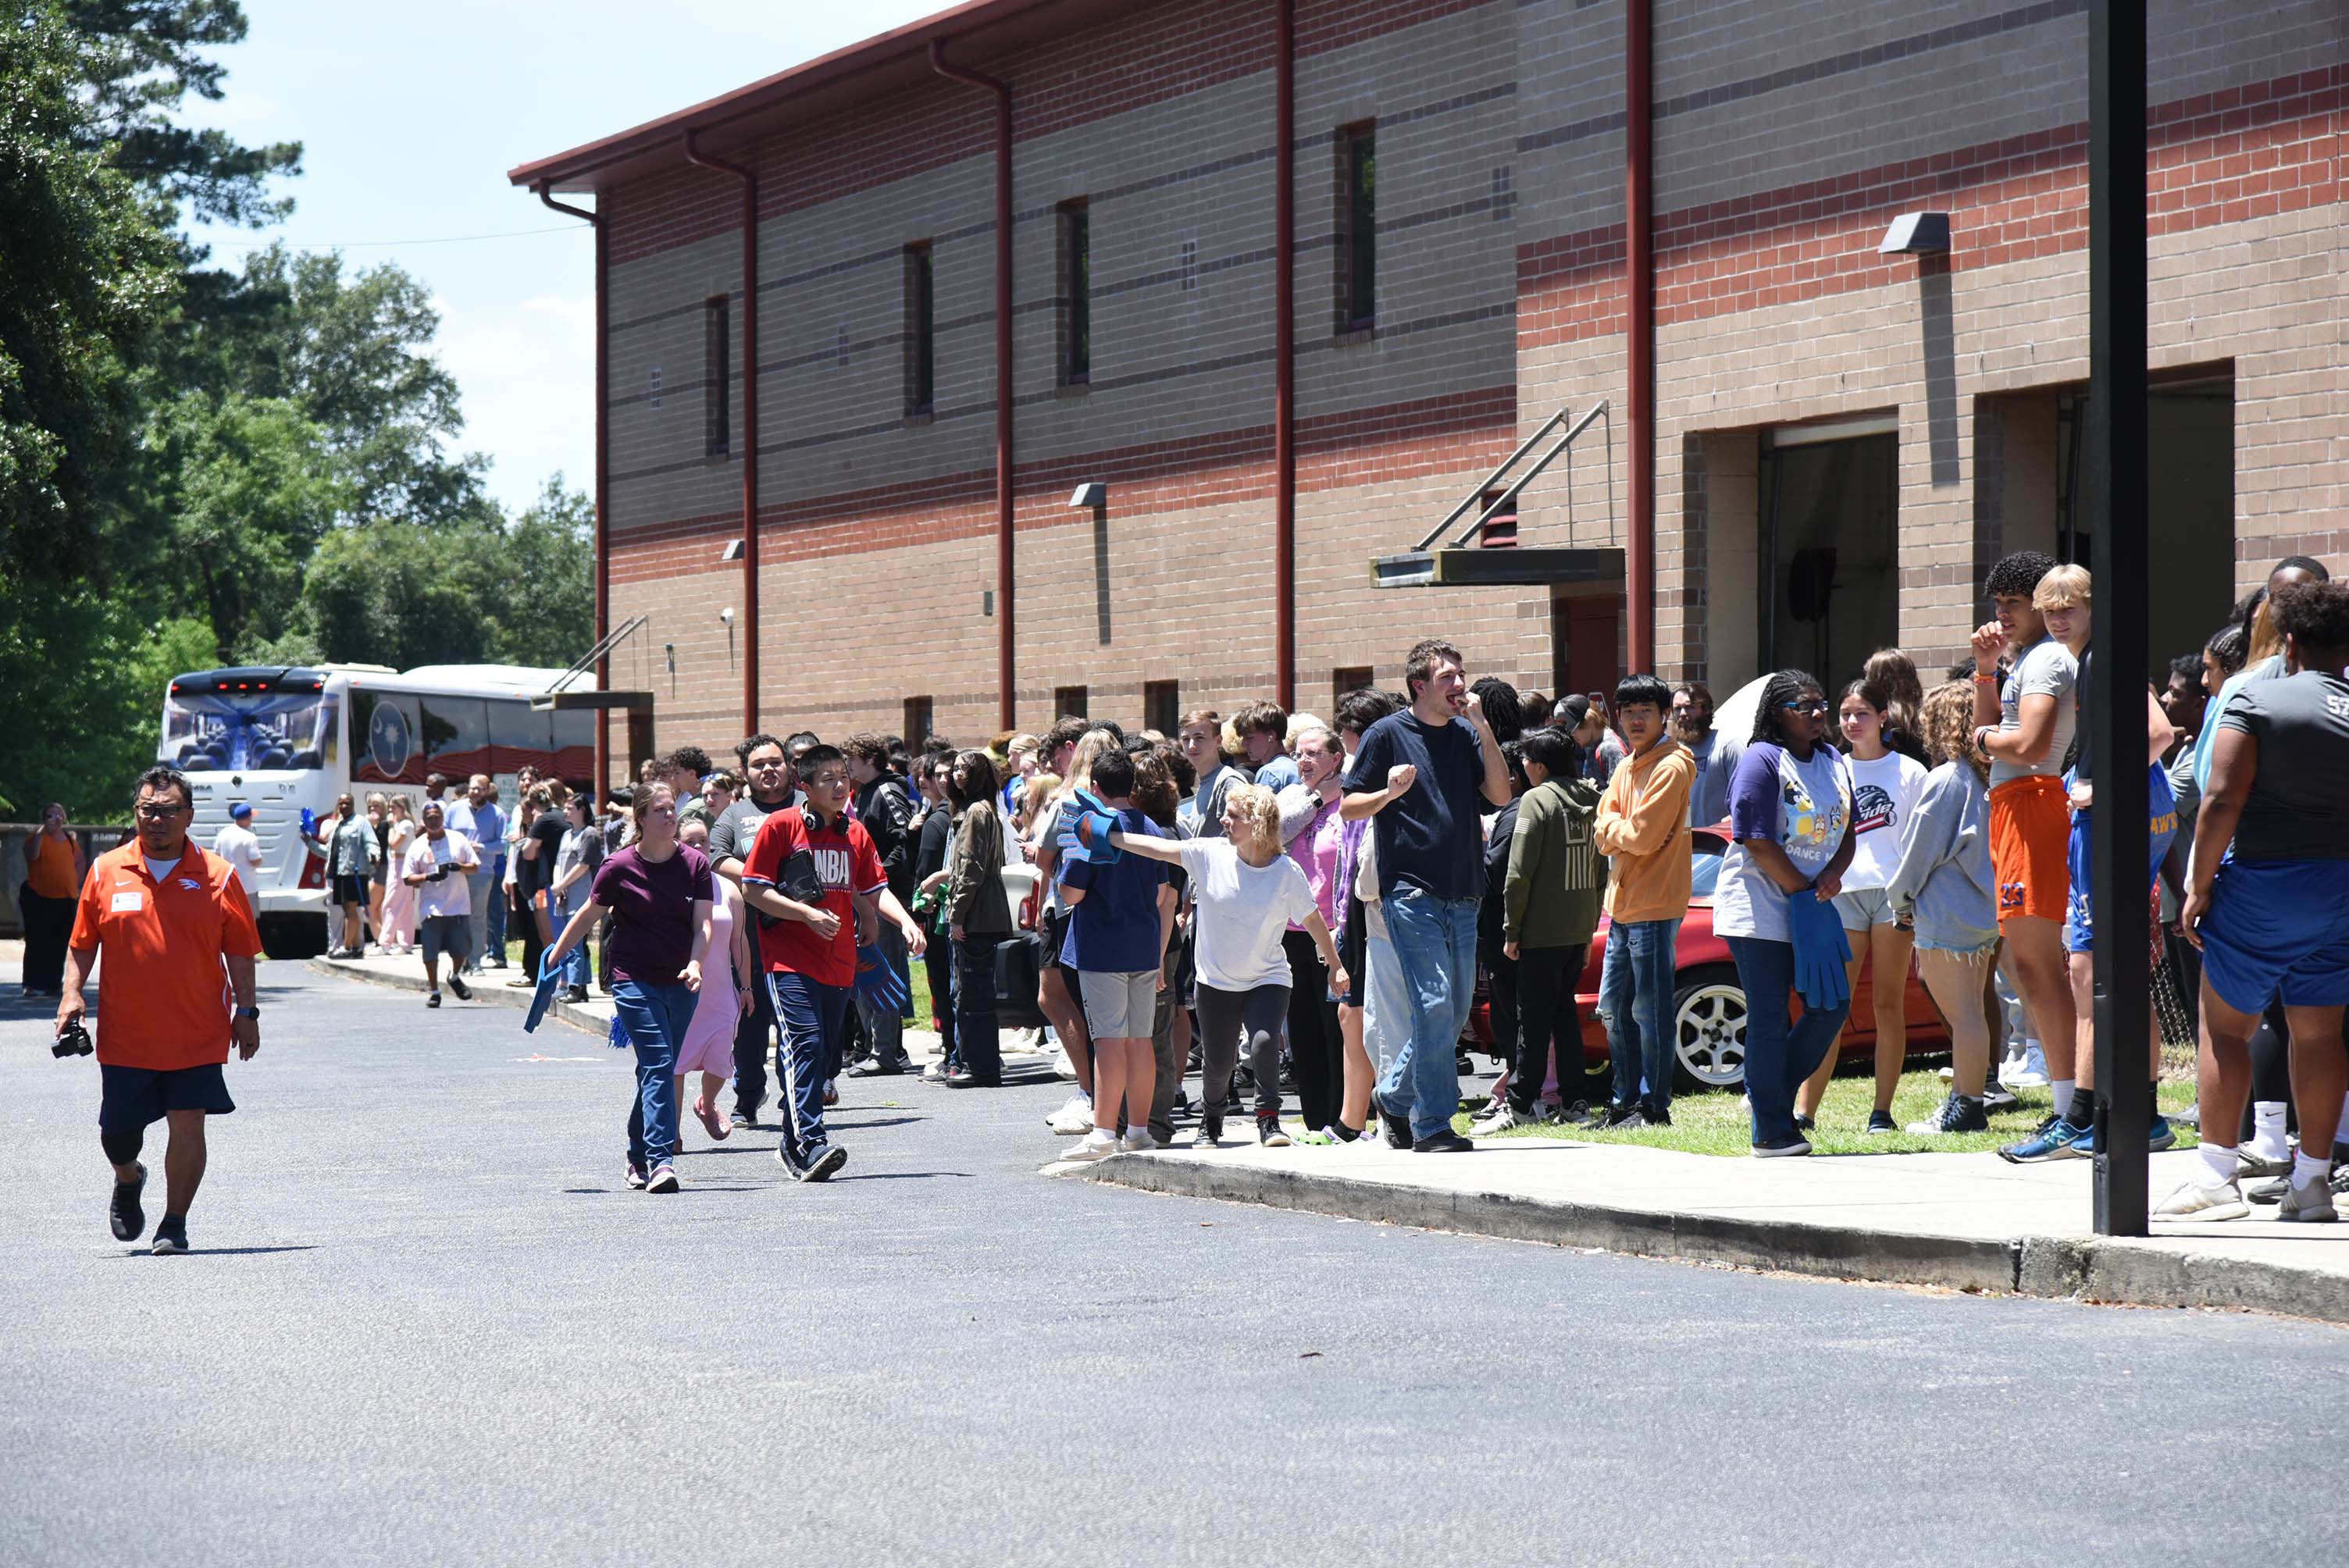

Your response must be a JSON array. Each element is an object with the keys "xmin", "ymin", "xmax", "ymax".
[
  {"xmin": 1281, "ymin": 931, "xmax": 1343, "ymax": 1131},
  {"xmin": 1196, "ymin": 982, "xmax": 1289, "ymax": 1121}
]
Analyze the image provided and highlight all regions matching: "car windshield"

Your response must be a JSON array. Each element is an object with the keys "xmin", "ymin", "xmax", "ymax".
[
  {"xmin": 162, "ymin": 691, "xmax": 337, "ymax": 771},
  {"xmin": 1690, "ymin": 836, "xmax": 1725, "ymax": 900}
]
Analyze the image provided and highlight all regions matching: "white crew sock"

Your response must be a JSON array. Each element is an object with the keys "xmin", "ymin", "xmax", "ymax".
[
  {"xmin": 2051, "ymin": 1079, "xmax": 2076, "ymax": 1120},
  {"xmin": 2250, "ymin": 1102, "xmax": 2289, "ymax": 1163},
  {"xmin": 2197, "ymin": 1142, "xmax": 2239, "ymax": 1189},
  {"xmin": 2291, "ymin": 1149, "xmax": 2331, "ymax": 1192}
]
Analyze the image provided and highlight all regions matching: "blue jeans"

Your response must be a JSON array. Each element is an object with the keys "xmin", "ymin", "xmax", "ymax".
[
  {"xmin": 485, "ymin": 854, "xmax": 509, "ymax": 956},
  {"xmin": 768, "ymin": 971, "xmax": 851, "ymax": 1166},
  {"xmin": 1378, "ymin": 889, "xmax": 1477, "ymax": 1140},
  {"xmin": 554, "ymin": 894, "xmax": 589, "ymax": 988},
  {"xmin": 1726, "ymin": 936, "xmax": 1852, "ymax": 1144},
  {"xmin": 1602, "ymin": 918, "xmax": 1683, "ymax": 1112},
  {"xmin": 610, "ymin": 978, "xmax": 692, "ymax": 1169}
]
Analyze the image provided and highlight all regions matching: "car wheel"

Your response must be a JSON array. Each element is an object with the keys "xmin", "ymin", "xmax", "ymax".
[{"xmin": 1671, "ymin": 964, "xmax": 1748, "ymax": 1092}]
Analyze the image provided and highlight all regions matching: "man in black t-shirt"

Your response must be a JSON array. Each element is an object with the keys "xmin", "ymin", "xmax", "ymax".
[
  {"xmin": 1342, "ymin": 637, "xmax": 1511, "ymax": 1153},
  {"xmin": 512, "ymin": 786, "xmax": 571, "ymax": 979}
]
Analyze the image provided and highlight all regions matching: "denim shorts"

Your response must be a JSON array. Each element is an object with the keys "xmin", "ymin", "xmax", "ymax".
[{"xmin": 1830, "ymin": 886, "xmax": 1896, "ymax": 932}]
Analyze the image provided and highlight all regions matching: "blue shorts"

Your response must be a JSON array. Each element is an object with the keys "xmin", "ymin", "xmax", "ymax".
[
  {"xmin": 98, "ymin": 1063, "xmax": 235, "ymax": 1132},
  {"xmin": 2197, "ymin": 857, "xmax": 2349, "ymax": 1014},
  {"xmin": 2062, "ymin": 786, "xmax": 2176, "ymax": 955}
]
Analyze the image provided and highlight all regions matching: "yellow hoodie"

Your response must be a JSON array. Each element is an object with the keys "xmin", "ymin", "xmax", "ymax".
[{"xmin": 1593, "ymin": 738, "xmax": 1695, "ymax": 922}]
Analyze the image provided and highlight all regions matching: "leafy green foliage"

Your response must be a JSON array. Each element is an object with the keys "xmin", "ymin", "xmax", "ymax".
[{"xmin": 0, "ymin": 3, "xmax": 593, "ymax": 821}]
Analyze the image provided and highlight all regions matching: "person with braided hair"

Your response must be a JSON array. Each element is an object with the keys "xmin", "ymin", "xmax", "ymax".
[{"xmin": 1716, "ymin": 670, "xmax": 1856, "ymax": 1156}]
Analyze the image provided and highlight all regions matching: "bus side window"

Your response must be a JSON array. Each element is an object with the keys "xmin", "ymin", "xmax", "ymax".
[
  {"xmin": 422, "ymin": 697, "xmax": 489, "ymax": 781},
  {"xmin": 488, "ymin": 699, "xmax": 553, "ymax": 782}
]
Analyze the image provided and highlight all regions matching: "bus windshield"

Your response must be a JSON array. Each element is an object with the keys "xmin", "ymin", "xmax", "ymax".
[{"xmin": 161, "ymin": 682, "xmax": 338, "ymax": 772}]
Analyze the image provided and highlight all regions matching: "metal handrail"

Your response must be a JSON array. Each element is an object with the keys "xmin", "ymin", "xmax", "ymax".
[
  {"xmin": 1413, "ymin": 399, "xmax": 1613, "ymax": 551},
  {"xmin": 1445, "ymin": 401, "xmax": 1613, "ymax": 550},
  {"xmin": 549, "ymin": 612, "xmax": 649, "ymax": 693}
]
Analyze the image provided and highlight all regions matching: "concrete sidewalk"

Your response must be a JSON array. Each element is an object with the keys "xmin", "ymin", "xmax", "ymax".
[{"xmin": 1060, "ymin": 1131, "xmax": 2349, "ymax": 1323}]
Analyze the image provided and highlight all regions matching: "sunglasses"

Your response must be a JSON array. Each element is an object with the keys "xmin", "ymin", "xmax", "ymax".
[{"xmin": 1778, "ymin": 700, "xmax": 1830, "ymax": 717}]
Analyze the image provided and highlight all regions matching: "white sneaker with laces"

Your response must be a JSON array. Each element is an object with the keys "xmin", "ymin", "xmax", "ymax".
[
  {"xmin": 1062, "ymin": 1129, "xmax": 1119, "ymax": 1163},
  {"xmin": 1050, "ymin": 1044, "xmax": 1080, "ymax": 1082},
  {"xmin": 2001, "ymin": 1042, "xmax": 2051, "ymax": 1090},
  {"xmin": 2152, "ymin": 1178, "xmax": 2249, "ymax": 1222},
  {"xmin": 1046, "ymin": 1092, "xmax": 1095, "ymax": 1135},
  {"xmin": 1470, "ymin": 1103, "xmax": 1526, "ymax": 1135},
  {"xmin": 1117, "ymin": 1128, "xmax": 1157, "ymax": 1153}
]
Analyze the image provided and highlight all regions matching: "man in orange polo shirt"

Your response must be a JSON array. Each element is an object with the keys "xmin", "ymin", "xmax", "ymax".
[{"xmin": 58, "ymin": 765, "xmax": 263, "ymax": 1255}]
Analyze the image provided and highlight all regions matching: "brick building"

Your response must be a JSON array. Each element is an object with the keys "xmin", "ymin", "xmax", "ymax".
[{"xmin": 511, "ymin": 0, "xmax": 2346, "ymax": 777}]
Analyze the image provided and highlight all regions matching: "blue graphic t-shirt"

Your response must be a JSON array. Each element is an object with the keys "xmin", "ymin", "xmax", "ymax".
[{"xmin": 1714, "ymin": 740, "xmax": 1852, "ymax": 943}]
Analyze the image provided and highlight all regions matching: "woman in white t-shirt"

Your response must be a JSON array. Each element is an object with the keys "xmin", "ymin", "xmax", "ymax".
[
  {"xmin": 1110, "ymin": 783, "xmax": 1346, "ymax": 1148},
  {"xmin": 1797, "ymin": 679, "xmax": 1930, "ymax": 1134}
]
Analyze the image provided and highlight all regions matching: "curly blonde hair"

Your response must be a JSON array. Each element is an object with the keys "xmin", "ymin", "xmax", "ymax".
[
  {"xmin": 1224, "ymin": 782, "xmax": 1282, "ymax": 857},
  {"xmin": 1919, "ymin": 681, "xmax": 1987, "ymax": 783}
]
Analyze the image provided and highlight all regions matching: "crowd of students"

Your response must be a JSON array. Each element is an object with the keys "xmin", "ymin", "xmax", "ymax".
[{"xmin": 282, "ymin": 558, "xmax": 2347, "ymax": 1224}]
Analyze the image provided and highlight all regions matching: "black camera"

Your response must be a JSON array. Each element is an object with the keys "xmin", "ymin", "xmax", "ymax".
[{"xmin": 52, "ymin": 1021, "xmax": 93, "ymax": 1058}]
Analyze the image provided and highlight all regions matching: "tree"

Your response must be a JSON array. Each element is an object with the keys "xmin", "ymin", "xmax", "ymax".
[
  {"xmin": 0, "ymin": 1, "xmax": 180, "ymax": 576},
  {"xmin": 483, "ymin": 475, "xmax": 593, "ymax": 667},
  {"xmin": 146, "ymin": 389, "xmax": 343, "ymax": 658},
  {"xmin": 62, "ymin": 0, "xmax": 301, "ymax": 228}
]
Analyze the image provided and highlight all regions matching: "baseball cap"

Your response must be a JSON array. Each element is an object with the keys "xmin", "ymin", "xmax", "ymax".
[{"xmin": 229, "ymin": 802, "xmax": 253, "ymax": 820}]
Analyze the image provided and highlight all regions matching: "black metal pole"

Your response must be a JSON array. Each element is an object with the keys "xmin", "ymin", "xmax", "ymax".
[{"xmin": 2088, "ymin": 0, "xmax": 2150, "ymax": 1237}]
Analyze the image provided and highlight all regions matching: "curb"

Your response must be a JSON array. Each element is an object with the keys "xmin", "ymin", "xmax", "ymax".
[
  {"xmin": 1068, "ymin": 1156, "xmax": 2349, "ymax": 1324},
  {"xmin": 306, "ymin": 957, "xmax": 604, "ymax": 1038}
]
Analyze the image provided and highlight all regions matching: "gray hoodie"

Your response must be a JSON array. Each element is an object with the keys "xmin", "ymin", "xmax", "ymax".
[{"xmin": 1884, "ymin": 761, "xmax": 1997, "ymax": 952}]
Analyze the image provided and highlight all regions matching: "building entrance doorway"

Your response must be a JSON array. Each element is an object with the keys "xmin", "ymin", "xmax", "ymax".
[{"xmin": 1759, "ymin": 419, "xmax": 1899, "ymax": 682}]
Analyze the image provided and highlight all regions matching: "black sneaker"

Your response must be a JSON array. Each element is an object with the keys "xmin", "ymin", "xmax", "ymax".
[
  {"xmin": 729, "ymin": 1108, "xmax": 754, "ymax": 1131},
  {"xmin": 1413, "ymin": 1128, "xmax": 1474, "ymax": 1153},
  {"xmin": 1378, "ymin": 1106, "xmax": 1412, "ymax": 1149},
  {"xmin": 847, "ymin": 1058, "xmax": 906, "ymax": 1078},
  {"xmin": 1907, "ymin": 1092, "xmax": 1990, "ymax": 1135},
  {"xmin": 150, "ymin": 1217, "xmax": 189, "ymax": 1254},
  {"xmin": 1791, "ymin": 1113, "xmax": 1816, "ymax": 1132},
  {"xmin": 1639, "ymin": 1103, "xmax": 1674, "ymax": 1127},
  {"xmin": 425, "ymin": 991, "xmax": 441, "ymax": 1008},
  {"xmin": 1600, "ymin": 1101, "xmax": 1639, "ymax": 1128},
  {"xmin": 486, "ymin": 957, "xmax": 508, "ymax": 971},
  {"xmin": 1256, "ymin": 1116, "xmax": 1292, "ymax": 1148},
  {"xmin": 797, "ymin": 1146, "xmax": 848, "ymax": 1183},
  {"xmin": 447, "ymin": 974, "xmax": 473, "ymax": 1002},
  {"xmin": 562, "ymin": 985, "xmax": 590, "ymax": 1003},
  {"xmin": 109, "ymin": 1163, "xmax": 147, "ymax": 1242},
  {"xmin": 1197, "ymin": 1114, "xmax": 1224, "ymax": 1147},
  {"xmin": 1752, "ymin": 1133, "xmax": 1813, "ymax": 1158},
  {"xmin": 1980, "ymin": 1083, "xmax": 2020, "ymax": 1115},
  {"xmin": 775, "ymin": 1142, "xmax": 804, "ymax": 1176},
  {"xmin": 1556, "ymin": 1100, "xmax": 1599, "ymax": 1127},
  {"xmin": 1865, "ymin": 1109, "xmax": 1898, "ymax": 1136}
]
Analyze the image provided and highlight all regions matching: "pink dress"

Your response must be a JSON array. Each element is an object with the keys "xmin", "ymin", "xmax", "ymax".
[{"xmin": 675, "ymin": 883, "xmax": 741, "ymax": 1077}]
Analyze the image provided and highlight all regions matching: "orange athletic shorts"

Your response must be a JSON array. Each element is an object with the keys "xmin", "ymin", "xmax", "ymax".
[{"xmin": 1989, "ymin": 775, "xmax": 2070, "ymax": 926}]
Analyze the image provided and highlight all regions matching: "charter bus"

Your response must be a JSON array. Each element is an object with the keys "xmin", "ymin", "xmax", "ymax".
[{"xmin": 159, "ymin": 663, "xmax": 597, "ymax": 957}]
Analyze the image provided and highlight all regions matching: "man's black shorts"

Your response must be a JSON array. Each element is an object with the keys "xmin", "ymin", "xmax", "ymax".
[
  {"xmin": 333, "ymin": 872, "xmax": 367, "ymax": 906},
  {"xmin": 98, "ymin": 1063, "xmax": 235, "ymax": 1131}
]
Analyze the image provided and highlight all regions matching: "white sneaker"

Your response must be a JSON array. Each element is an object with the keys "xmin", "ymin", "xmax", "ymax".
[
  {"xmin": 2000, "ymin": 1042, "xmax": 2050, "ymax": 1090},
  {"xmin": 1050, "ymin": 1044, "xmax": 1081, "ymax": 1082},
  {"xmin": 2279, "ymin": 1179, "xmax": 2339, "ymax": 1224},
  {"xmin": 1470, "ymin": 1103, "xmax": 1528, "ymax": 1135},
  {"xmin": 2152, "ymin": 1178, "xmax": 2249, "ymax": 1222},
  {"xmin": 1117, "ymin": 1128, "xmax": 1157, "ymax": 1153},
  {"xmin": 1062, "ymin": 1129, "xmax": 1119, "ymax": 1163},
  {"xmin": 1046, "ymin": 1092, "xmax": 1095, "ymax": 1135},
  {"xmin": 1005, "ymin": 1026, "xmax": 1044, "ymax": 1055}
]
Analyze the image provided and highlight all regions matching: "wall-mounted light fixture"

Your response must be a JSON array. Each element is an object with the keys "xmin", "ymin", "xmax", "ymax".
[
  {"xmin": 1068, "ymin": 482, "xmax": 1108, "ymax": 510},
  {"xmin": 1878, "ymin": 212, "xmax": 1951, "ymax": 255},
  {"xmin": 719, "ymin": 538, "xmax": 745, "ymax": 562}
]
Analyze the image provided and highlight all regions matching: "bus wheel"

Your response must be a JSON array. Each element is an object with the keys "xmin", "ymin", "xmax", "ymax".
[{"xmin": 259, "ymin": 914, "xmax": 330, "ymax": 960}]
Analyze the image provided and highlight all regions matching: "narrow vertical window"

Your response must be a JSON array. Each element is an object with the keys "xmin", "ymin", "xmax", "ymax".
[
  {"xmin": 903, "ymin": 697, "xmax": 933, "ymax": 747},
  {"xmin": 1057, "ymin": 201, "xmax": 1090, "ymax": 386},
  {"xmin": 1143, "ymin": 680, "xmax": 1178, "ymax": 737},
  {"xmin": 704, "ymin": 297, "xmax": 730, "ymax": 457},
  {"xmin": 904, "ymin": 243, "xmax": 935, "ymax": 418},
  {"xmin": 1339, "ymin": 124, "xmax": 1376, "ymax": 331}
]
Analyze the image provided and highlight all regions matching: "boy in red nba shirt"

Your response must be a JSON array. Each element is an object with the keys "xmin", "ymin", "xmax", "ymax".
[{"xmin": 741, "ymin": 743, "xmax": 928, "ymax": 1181}]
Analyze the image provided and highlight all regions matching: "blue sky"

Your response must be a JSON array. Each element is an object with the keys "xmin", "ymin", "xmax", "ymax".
[{"xmin": 178, "ymin": 0, "xmax": 943, "ymax": 516}]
